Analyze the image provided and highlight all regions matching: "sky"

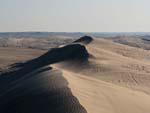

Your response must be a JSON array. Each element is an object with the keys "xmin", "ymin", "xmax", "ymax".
[{"xmin": 0, "ymin": 0, "xmax": 150, "ymax": 32}]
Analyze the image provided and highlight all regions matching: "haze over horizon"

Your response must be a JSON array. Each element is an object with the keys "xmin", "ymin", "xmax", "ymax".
[{"xmin": 0, "ymin": 0, "xmax": 150, "ymax": 32}]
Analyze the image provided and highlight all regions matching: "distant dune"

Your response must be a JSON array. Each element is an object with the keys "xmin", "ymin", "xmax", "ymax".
[
  {"xmin": 0, "ymin": 36, "xmax": 74, "ymax": 50},
  {"xmin": 107, "ymin": 35, "xmax": 150, "ymax": 50},
  {"xmin": 1, "ymin": 35, "xmax": 150, "ymax": 113}
]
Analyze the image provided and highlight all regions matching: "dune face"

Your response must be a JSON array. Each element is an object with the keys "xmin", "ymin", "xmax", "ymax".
[
  {"xmin": 0, "ymin": 43, "xmax": 89, "ymax": 86},
  {"xmin": 0, "ymin": 66, "xmax": 87, "ymax": 113},
  {"xmin": 0, "ymin": 43, "xmax": 88, "ymax": 113},
  {"xmin": 1, "ymin": 35, "xmax": 150, "ymax": 113},
  {"xmin": 36, "ymin": 44, "xmax": 89, "ymax": 65}
]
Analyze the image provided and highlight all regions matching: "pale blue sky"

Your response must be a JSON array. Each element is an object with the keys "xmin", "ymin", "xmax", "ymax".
[{"xmin": 0, "ymin": 0, "xmax": 150, "ymax": 32}]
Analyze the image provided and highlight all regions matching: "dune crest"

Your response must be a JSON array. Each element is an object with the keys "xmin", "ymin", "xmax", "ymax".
[
  {"xmin": 0, "ymin": 42, "xmax": 90, "ymax": 113},
  {"xmin": 74, "ymin": 36, "xmax": 93, "ymax": 44}
]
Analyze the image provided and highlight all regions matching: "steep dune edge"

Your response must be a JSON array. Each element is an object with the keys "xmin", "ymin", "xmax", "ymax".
[
  {"xmin": 0, "ymin": 66, "xmax": 87, "ymax": 113},
  {"xmin": 0, "ymin": 42, "xmax": 90, "ymax": 113}
]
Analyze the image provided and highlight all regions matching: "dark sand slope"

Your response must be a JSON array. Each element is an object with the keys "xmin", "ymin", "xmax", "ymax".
[
  {"xmin": 0, "ymin": 42, "xmax": 89, "ymax": 113},
  {"xmin": 73, "ymin": 36, "xmax": 93, "ymax": 44}
]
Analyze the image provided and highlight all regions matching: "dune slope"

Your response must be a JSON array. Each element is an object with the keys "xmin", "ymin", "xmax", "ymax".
[
  {"xmin": 62, "ymin": 70, "xmax": 150, "ymax": 113},
  {"xmin": 77, "ymin": 38, "xmax": 150, "ymax": 94},
  {"xmin": 0, "ymin": 43, "xmax": 89, "ymax": 113},
  {"xmin": 54, "ymin": 37, "xmax": 150, "ymax": 113},
  {"xmin": 1, "ymin": 36, "xmax": 150, "ymax": 113}
]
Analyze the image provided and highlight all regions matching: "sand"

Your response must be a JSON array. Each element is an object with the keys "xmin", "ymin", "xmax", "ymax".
[
  {"xmin": 53, "ymin": 38, "xmax": 150, "ymax": 113},
  {"xmin": 1, "ymin": 37, "xmax": 150, "ymax": 113},
  {"xmin": 61, "ymin": 69, "xmax": 150, "ymax": 113}
]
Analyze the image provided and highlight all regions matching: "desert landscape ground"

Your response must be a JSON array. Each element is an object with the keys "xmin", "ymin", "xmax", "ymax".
[{"xmin": 1, "ymin": 32, "xmax": 150, "ymax": 113}]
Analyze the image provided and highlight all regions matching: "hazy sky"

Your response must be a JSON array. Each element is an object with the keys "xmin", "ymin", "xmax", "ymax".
[{"xmin": 0, "ymin": 0, "xmax": 150, "ymax": 32}]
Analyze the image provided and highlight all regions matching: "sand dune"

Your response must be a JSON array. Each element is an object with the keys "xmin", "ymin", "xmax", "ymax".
[
  {"xmin": 0, "ymin": 66, "xmax": 87, "ymax": 113},
  {"xmin": 53, "ymin": 37, "xmax": 150, "ymax": 113},
  {"xmin": 0, "ymin": 42, "xmax": 89, "ymax": 113},
  {"xmin": 73, "ymin": 38, "xmax": 150, "ymax": 94},
  {"xmin": 1, "ymin": 36, "xmax": 150, "ymax": 113}
]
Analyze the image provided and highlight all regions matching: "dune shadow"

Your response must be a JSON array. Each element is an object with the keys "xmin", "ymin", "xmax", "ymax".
[{"xmin": 0, "ymin": 43, "xmax": 88, "ymax": 113}]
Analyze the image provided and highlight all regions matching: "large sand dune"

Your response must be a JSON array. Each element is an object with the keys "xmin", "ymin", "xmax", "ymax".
[{"xmin": 1, "ymin": 36, "xmax": 150, "ymax": 113}]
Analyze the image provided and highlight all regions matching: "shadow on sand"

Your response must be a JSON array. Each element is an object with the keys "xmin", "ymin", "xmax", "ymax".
[{"xmin": 0, "ymin": 44, "xmax": 89, "ymax": 113}]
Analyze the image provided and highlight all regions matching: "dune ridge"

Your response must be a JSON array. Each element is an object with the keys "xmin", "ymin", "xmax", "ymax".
[
  {"xmin": 0, "ymin": 39, "xmax": 90, "ymax": 113},
  {"xmin": 1, "ymin": 36, "xmax": 150, "ymax": 113}
]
